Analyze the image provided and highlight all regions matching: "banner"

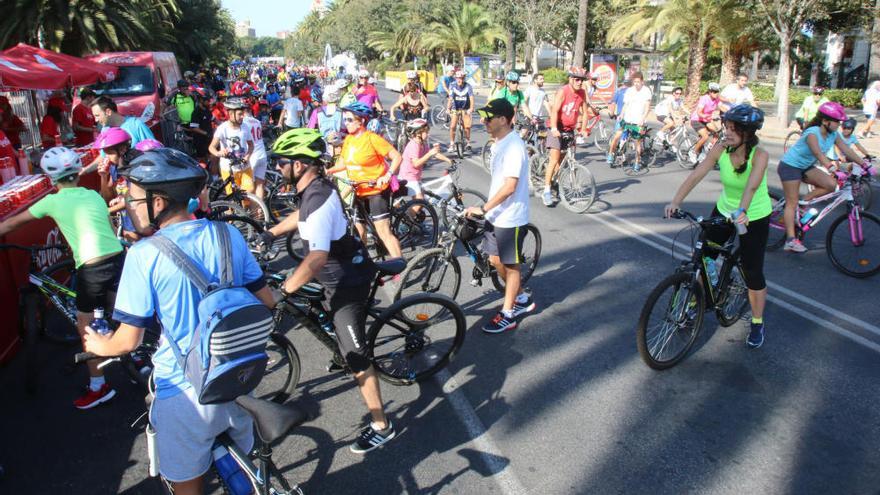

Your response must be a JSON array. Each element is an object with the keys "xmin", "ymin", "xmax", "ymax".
[
  {"xmin": 464, "ymin": 56, "xmax": 482, "ymax": 87},
  {"xmin": 590, "ymin": 54, "xmax": 618, "ymax": 103}
]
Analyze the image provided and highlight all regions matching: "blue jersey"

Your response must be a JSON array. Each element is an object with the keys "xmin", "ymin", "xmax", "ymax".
[
  {"xmin": 121, "ymin": 116, "xmax": 156, "ymax": 147},
  {"xmin": 448, "ymin": 83, "xmax": 474, "ymax": 110},
  {"xmin": 781, "ymin": 126, "xmax": 839, "ymax": 169},
  {"xmin": 612, "ymin": 87, "xmax": 627, "ymax": 117},
  {"xmin": 439, "ymin": 76, "xmax": 454, "ymax": 95}
]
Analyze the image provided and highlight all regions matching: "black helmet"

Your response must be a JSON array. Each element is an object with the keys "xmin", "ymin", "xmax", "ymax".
[
  {"xmin": 722, "ymin": 104, "xmax": 764, "ymax": 130},
  {"xmin": 122, "ymin": 148, "xmax": 208, "ymax": 205},
  {"xmin": 842, "ymin": 117, "xmax": 857, "ymax": 130}
]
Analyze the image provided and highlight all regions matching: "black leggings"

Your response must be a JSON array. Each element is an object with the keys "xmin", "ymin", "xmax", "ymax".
[{"xmin": 706, "ymin": 207, "xmax": 769, "ymax": 291}]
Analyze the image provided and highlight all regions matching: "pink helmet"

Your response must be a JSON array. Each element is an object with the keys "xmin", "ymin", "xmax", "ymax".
[
  {"xmin": 817, "ymin": 101, "xmax": 847, "ymax": 122},
  {"xmin": 93, "ymin": 127, "xmax": 132, "ymax": 149},
  {"xmin": 135, "ymin": 138, "xmax": 163, "ymax": 151}
]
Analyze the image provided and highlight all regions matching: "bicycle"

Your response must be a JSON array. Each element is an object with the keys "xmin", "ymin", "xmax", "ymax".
[
  {"xmin": 765, "ymin": 162, "xmax": 880, "ymax": 277},
  {"xmin": 449, "ymin": 109, "xmax": 470, "ymax": 159},
  {"xmin": 267, "ymin": 258, "xmax": 468, "ymax": 385},
  {"xmin": 418, "ymin": 164, "xmax": 487, "ymax": 228},
  {"xmin": 529, "ymin": 130, "xmax": 597, "ymax": 213},
  {"xmin": 430, "ymin": 104, "xmax": 450, "ymax": 129},
  {"xmin": 653, "ymin": 120, "xmax": 696, "ymax": 168},
  {"xmin": 208, "ymin": 156, "xmax": 272, "ymax": 225},
  {"xmin": 392, "ymin": 212, "xmax": 542, "ymax": 305},
  {"xmin": 683, "ymin": 122, "xmax": 724, "ymax": 169},
  {"xmin": 584, "ymin": 105, "xmax": 612, "ymax": 153},
  {"xmin": 608, "ymin": 125, "xmax": 658, "ymax": 175},
  {"xmin": 636, "ymin": 210, "xmax": 751, "ymax": 369}
]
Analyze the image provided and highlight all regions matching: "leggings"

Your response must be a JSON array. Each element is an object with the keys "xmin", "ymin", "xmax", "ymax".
[{"xmin": 706, "ymin": 207, "xmax": 769, "ymax": 291}]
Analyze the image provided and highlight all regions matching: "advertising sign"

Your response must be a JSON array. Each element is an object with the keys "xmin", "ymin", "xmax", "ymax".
[
  {"xmin": 464, "ymin": 56, "xmax": 482, "ymax": 87},
  {"xmin": 590, "ymin": 54, "xmax": 618, "ymax": 103}
]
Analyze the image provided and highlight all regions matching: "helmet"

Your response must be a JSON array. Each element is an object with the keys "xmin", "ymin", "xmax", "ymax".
[
  {"xmin": 812, "ymin": 86, "xmax": 826, "ymax": 95},
  {"xmin": 258, "ymin": 99, "xmax": 269, "ymax": 106},
  {"xmin": 842, "ymin": 117, "xmax": 857, "ymax": 130},
  {"xmin": 505, "ymin": 71, "xmax": 520, "ymax": 82},
  {"xmin": 40, "ymin": 147, "xmax": 82, "ymax": 184},
  {"xmin": 238, "ymin": 69, "xmax": 247, "ymax": 79},
  {"xmin": 567, "ymin": 66, "xmax": 588, "ymax": 79},
  {"xmin": 293, "ymin": 74, "xmax": 305, "ymax": 84},
  {"xmin": 406, "ymin": 70, "xmax": 418, "ymax": 79},
  {"xmin": 334, "ymin": 78, "xmax": 350, "ymax": 89},
  {"xmin": 121, "ymin": 148, "xmax": 208, "ymax": 207},
  {"xmin": 817, "ymin": 101, "xmax": 847, "ymax": 122},
  {"xmin": 223, "ymin": 97, "xmax": 248, "ymax": 110},
  {"xmin": 93, "ymin": 127, "xmax": 132, "ymax": 150},
  {"xmin": 358, "ymin": 69, "xmax": 370, "ymax": 78},
  {"xmin": 454, "ymin": 70, "xmax": 465, "ymax": 78},
  {"xmin": 310, "ymin": 86, "xmax": 323, "ymax": 103},
  {"xmin": 708, "ymin": 82, "xmax": 721, "ymax": 92},
  {"xmin": 589, "ymin": 72, "xmax": 599, "ymax": 80},
  {"xmin": 272, "ymin": 128, "xmax": 326, "ymax": 159},
  {"xmin": 176, "ymin": 79, "xmax": 188, "ymax": 88},
  {"xmin": 135, "ymin": 139, "xmax": 163, "ymax": 151},
  {"xmin": 405, "ymin": 118, "xmax": 429, "ymax": 136},
  {"xmin": 721, "ymin": 104, "xmax": 765, "ymax": 130},
  {"xmin": 183, "ymin": 70, "xmax": 194, "ymax": 78},
  {"xmin": 340, "ymin": 101, "xmax": 373, "ymax": 118},
  {"xmin": 324, "ymin": 87, "xmax": 341, "ymax": 103},
  {"xmin": 366, "ymin": 118, "xmax": 384, "ymax": 134}
]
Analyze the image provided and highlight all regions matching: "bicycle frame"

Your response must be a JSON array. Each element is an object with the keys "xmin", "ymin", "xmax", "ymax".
[
  {"xmin": 27, "ymin": 271, "xmax": 78, "ymax": 326},
  {"xmin": 770, "ymin": 182, "xmax": 859, "ymax": 236},
  {"xmin": 216, "ymin": 430, "xmax": 301, "ymax": 495},
  {"xmin": 685, "ymin": 226, "xmax": 742, "ymax": 308}
]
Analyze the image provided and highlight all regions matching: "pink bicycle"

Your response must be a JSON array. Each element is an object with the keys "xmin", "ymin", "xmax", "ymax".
[{"xmin": 766, "ymin": 162, "xmax": 880, "ymax": 278}]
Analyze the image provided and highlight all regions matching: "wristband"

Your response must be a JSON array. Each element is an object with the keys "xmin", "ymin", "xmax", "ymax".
[
  {"xmin": 480, "ymin": 204, "xmax": 487, "ymax": 214},
  {"xmin": 733, "ymin": 207, "xmax": 746, "ymax": 218}
]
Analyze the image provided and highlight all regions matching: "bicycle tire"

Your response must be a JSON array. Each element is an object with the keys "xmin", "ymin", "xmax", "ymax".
[
  {"xmin": 825, "ymin": 209, "xmax": 880, "ymax": 278},
  {"xmin": 766, "ymin": 191, "xmax": 787, "ymax": 251},
  {"xmin": 592, "ymin": 120, "xmax": 610, "ymax": 152},
  {"xmin": 491, "ymin": 223, "xmax": 542, "ymax": 291},
  {"xmin": 623, "ymin": 139, "xmax": 649, "ymax": 176},
  {"xmin": 266, "ymin": 185, "xmax": 299, "ymax": 224},
  {"xmin": 38, "ymin": 258, "xmax": 80, "ymax": 343},
  {"xmin": 253, "ymin": 332, "xmax": 301, "ymax": 404},
  {"xmin": 431, "ymin": 105, "xmax": 449, "ymax": 129},
  {"xmin": 392, "ymin": 199, "xmax": 440, "ymax": 256},
  {"xmin": 391, "ymin": 248, "xmax": 462, "ymax": 305},
  {"xmin": 642, "ymin": 135, "xmax": 660, "ymax": 168},
  {"xmin": 209, "ymin": 200, "xmax": 249, "ymax": 220},
  {"xmin": 636, "ymin": 271, "xmax": 705, "ymax": 370},
  {"xmin": 285, "ymin": 230, "xmax": 305, "ymax": 262},
  {"xmin": 244, "ymin": 193, "xmax": 272, "ymax": 225},
  {"xmin": 558, "ymin": 161, "xmax": 597, "ymax": 214},
  {"xmin": 481, "ymin": 138, "xmax": 495, "ymax": 173},
  {"xmin": 441, "ymin": 188, "xmax": 487, "ymax": 228},
  {"xmin": 715, "ymin": 265, "xmax": 750, "ymax": 327},
  {"xmin": 528, "ymin": 153, "xmax": 547, "ymax": 197},
  {"xmin": 676, "ymin": 133, "xmax": 696, "ymax": 169},
  {"xmin": 367, "ymin": 293, "xmax": 467, "ymax": 386},
  {"xmin": 783, "ymin": 130, "xmax": 801, "ymax": 153},
  {"xmin": 215, "ymin": 215, "xmax": 279, "ymax": 262}
]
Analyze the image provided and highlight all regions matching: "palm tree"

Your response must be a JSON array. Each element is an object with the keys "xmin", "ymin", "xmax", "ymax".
[
  {"xmin": 367, "ymin": 26, "xmax": 424, "ymax": 64},
  {"xmin": 423, "ymin": 1, "xmax": 503, "ymax": 66},
  {"xmin": 573, "ymin": 0, "xmax": 589, "ymax": 68}
]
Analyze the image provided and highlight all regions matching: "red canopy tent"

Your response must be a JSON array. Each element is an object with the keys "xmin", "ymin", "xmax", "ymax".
[{"xmin": 0, "ymin": 43, "xmax": 118, "ymax": 90}]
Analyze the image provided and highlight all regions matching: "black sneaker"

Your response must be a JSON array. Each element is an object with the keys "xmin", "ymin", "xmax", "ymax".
[
  {"xmin": 747, "ymin": 322, "xmax": 765, "ymax": 349},
  {"xmin": 350, "ymin": 421, "xmax": 396, "ymax": 454},
  {"xmin": 511, "ymin": 295, "xmax": 536, "ymax": 318},
  {"xmin": 482, "ymin": 312, "xmax": 517, "ymax": 334}
]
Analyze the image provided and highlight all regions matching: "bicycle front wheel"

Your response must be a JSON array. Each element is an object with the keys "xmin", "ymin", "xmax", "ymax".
[
  {"xmin": 244, "ymin": 193, "xmax": 271, "ymax": 225},
  {"xmin": 592, "ymin": 120, "xmax": 610, "ymax": 152},
  {"xmin": 558, "ymin": 160, "xmax": 597, "ymax": 214},
  {"xmin": 636, "ymin": 271, "xmax": 705, "ymax": 370},
  {"xmin": 441, "ymin": 188, "xmax": 487, "ymax": 228},
  {"xmin": 392, "ymin": 248, "xmax": 462, "ymax": 306},
  {"xmin": 285, "ymin": 230, "xmax": 305, "ymax": 261},
  {"xmin": 367, "ymin": 293, "xmax": 467, "ymax": 385},
  {"xmin": 716, "ymin": 266, "xmax": 750, "ymax": 327},
  {"xmin": 675, "ymin": 133, "xmax": 696, "ymax": 169},
  {"xmin": 481, "ymin": 138, "xmax": 495, "ymax": 173},
  {"xmin": 392, "ymin": 199, "xmax": 440, "ymax": 256},
  {"xmin": 253, "ymin": 332, "xmax": 301, "ymax": 404},
  {"xmin": 826, "ymin": 209, "xmax": 880, "ymax": 278},
  {"xmin": 491, "ymin": 223, "xmax": 542, "ymax": 291},
  {"xmin": 528, "ymin": 153, "xmax": 548, "ymax": 197}
]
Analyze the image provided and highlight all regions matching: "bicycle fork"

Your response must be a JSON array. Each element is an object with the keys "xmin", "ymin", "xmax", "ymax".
[{"xmin": 849, "ymin": 208, "xmax": 865, "ymax": 246}]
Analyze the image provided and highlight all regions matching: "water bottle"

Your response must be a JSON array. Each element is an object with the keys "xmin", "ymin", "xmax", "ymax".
[
  {"xmin": 703, "ymin": 257, "xmax": 719, "ymax": 287},
  {"xmin": 800, "ymin": 207, "xmax": 819, "ymax": 226},
  {"xmin": 212, "ymin": 445, "xmax": 253, "ymax": 495},
  {"xmin": 90, "ymin": 308, "xmax": 112, "ymax": 336}
]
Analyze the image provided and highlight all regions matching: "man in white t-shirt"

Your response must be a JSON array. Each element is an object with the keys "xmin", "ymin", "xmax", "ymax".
[
  {"xmin": 278, "ymin": 95, "xmax": 304, "ymax": 131},
  {"xmin": 608, "ymin": 71, "xmax": 652, "ymax": 166},
  {"xmin": 243, "ymin": 108, "xmax": 269, "ymax": 199},
  {"xmin": 525, "ymin": 73, "xmax": 550, "ymax": 119},
  {"xmin": 860, "ymin": 80, "xmax": 880, "ymax": 138},
  {"xmin": 719, "ymin": 73, "xmax": 755, "ymax": 112},
  {"xmin": 208, "ymin": 98, "xmax": 255, "ymax": 194},
  {"xmin": 466, "ymin": 98, "xmax": 535, "ymax": 334}
]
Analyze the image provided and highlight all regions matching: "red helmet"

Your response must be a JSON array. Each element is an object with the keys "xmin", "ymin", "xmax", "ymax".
[
  {"xmin": 817, "ymin": 101, "xmax": 847, "ymax": 122},
  {"xmin": 567, "ymin": 66, "xmax": 588, "ymax": 79}
]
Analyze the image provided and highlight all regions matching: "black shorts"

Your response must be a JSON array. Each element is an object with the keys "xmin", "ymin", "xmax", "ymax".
[
  {"xmin": 482, "ymin": 222, "xmax": 527, "ymax": 266},
  {"xmin": 75, "ymin": 252, "xmax": 125, "ymax": 313},
  {"xmin": 324, "ymin": 282, "xmax": 372, "ymax": 373},
  {"xmin": 691, "ymin": 120, "xmax": 708, "ymax": 131},
  {"xmin": 545, "ymin": 131, "xmax": 575, "ymax": 151},
  {"xmin": 357, "ymin": 188, "xmax": 392, "ymax": 221},
  {"xmin": 705, "ymin": 207, "xmax": 769, "ymax": 291}
]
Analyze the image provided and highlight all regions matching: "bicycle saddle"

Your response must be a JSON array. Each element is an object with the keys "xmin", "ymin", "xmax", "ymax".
[
  {"xmin": 375, "ymin": 257, "xmax": 407, "ymax": 276},
  {"xmin": 234, "ymin": 395, "xmax": 310, "ymax": 445}
]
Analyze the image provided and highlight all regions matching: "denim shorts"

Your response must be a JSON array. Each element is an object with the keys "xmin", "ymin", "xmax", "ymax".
[{"xmin": 778, "ymin": 161, "xmax": 813, "ymax": 182}]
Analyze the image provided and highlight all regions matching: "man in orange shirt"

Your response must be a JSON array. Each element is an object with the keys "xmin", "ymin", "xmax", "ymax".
[{"xmin": 326, "ymin": 102, "xmax": 404, "ymax": 258}]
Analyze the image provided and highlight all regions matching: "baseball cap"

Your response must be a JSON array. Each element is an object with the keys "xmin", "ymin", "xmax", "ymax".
[{"xmin": 477, "ymin": 98, "xmax": 515, "ymax": 120}]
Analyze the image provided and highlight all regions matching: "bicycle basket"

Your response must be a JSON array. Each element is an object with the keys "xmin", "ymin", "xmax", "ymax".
[{"xmin": 454, "ymin": 216, "xmax": 484, "ymax": 241}]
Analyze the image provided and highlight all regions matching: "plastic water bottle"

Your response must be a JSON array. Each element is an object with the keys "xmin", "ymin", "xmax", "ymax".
[
  {"xmin": 90, "ymin": 308, "xmax": 112, "ymax": 336},
  {"xmin": 800, "ymin": 207, "xmax": 819, "ymax": 226},
  {"xmin": 703, "ymin": 257, "xmax": 719, "ymax": 287},
  {"xmin": 212, "ymin": 445, "xmax": 253, "ymax": 495}
]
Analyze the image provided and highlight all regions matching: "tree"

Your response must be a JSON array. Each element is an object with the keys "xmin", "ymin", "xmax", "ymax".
[
  {"xmin": 573, "ymin": 0, "xmax": 589, "ymax": 68},
  {"xmin": 367, "ymin": 26, "xmax": 424, "ymax": 64},
  {"xmin": 423, "ymin": 2, "xmax": 503, "ymax": 66},
  {"xmin": 871, "ymin": 0, "xmax": 880, "ymax": 79},
  {"xmin": 171, "ymin": 0, "xmax": 237, "ymax": 69},
  {"xmin": 713, "ymin": 2, "xmax": 772, "ymax": 85},
  {"xmin": 484, "ymin": 0, "xmax": 575, "ymax": 72}
]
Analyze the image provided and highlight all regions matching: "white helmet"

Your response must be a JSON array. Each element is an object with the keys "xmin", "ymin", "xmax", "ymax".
[
  {"xmin": 324, "ymin": 86, "xmax": 341, "ymax": 103},
  {"xmin": 708, "ymin": 82, "xmax": 721, "ymax": 92},
  {"xmin": 358, "ymin": 69, "xmax": 370, "ymax": 78},
  {"xmin": 406, "ymin": 70, "xmax": 417, "ymax": 79},
  {"xmin": 334, "ymin": 78, "xmax": 350, "ymax": 89},
  {"xmin": 40, "ymin": 147, "xmax": 82, "ymax": 184}
]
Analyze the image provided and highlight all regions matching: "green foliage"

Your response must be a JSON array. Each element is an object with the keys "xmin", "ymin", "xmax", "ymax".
[
  {"xmin": 671, "ymin": 80, "xmax": 864, "ymax": 108},
  {"xmin": 824, "ymin": 89, "xmax": 865, "ymax": 108},
  {"xmin": 541, "ymin": 68, "xmax": 569, "ymax": 84},
  {"xmin": 238, "ymin": 37, "xmax": 284, "ymax": 59}
]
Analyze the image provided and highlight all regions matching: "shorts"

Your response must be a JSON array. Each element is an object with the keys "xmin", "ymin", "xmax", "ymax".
[
  {"xmin": 545, "ymin": 130, "xmax": 575, "ymax": 151},
  {"xmin": 250, "ymin": 154, "xmax": 268, "ymax": 180},
  {"xmin": 149, "ymin": 386, "xmax": 254, "ymax": 482},
  {"xmin": 656, "ymin": 114, "xmax": 670, "ymax": 123},
  {"xmin": 482, "ymin": 222, "xmax": 527, "ymax": 266},
  {"xmin": 404, "ymin": 180, "xmax": 422, "ymax": 197},
  {"xmin": 778, "ymin": 161, "xmax": 813, "ymax": 182},
  {"xmin": 691, "ymin": 120, "xmax": 709, "ymax": 131},
  {"xmin": 623, "ymin": 123, "xmax": 645, "ymax": 139},
  {"xmin": 324, "ymin": 282, "xmax": 372, "ymax": 373},
  {"xmin": 865, "ymin": 111, "xmax": 878, "ymax": 120},
  {"xmin": 220, "ymin": 166, "xmax": 254, "ymax": 195},
  {"xmin": 75, "ymin": 251, "xmax": 124, "ymax": 313},
  {"xmin": 356, "ymin": 188, "xmax": 392, "ymax": 221},
  {"xmin": 614, "ymin": 120, "xmax": 625, "ymax": 131}
]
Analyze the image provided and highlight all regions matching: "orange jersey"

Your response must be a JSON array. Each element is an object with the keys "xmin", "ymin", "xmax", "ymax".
[{"xmin": 339, "ymin": 130, "xmax": 393, "ymax": 196}]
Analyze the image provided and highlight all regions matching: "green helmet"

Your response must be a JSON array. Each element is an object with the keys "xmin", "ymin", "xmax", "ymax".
[{"xmin": 272, "ymin": 128, "xmax": 326, "ymax": 159}]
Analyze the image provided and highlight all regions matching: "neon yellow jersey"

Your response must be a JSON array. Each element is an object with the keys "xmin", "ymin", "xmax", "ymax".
[{"xmin": 716, "ymin": 147, "xmax": 771, "ymax": 221}]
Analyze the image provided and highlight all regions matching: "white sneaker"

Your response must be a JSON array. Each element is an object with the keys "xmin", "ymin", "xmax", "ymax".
[
  {"xmin": 784, "ymin": 238, "xmax": 807, "ymax": 253},
  {"xmin": 542, "ymin": 190, "xmax": 554, "ymax": 206},
  {"xmin": 688, "ymin": 149, "xmax": 698, "ymax": 163}
]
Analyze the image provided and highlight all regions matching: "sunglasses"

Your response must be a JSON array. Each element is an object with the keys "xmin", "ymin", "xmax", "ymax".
[
  {"xmin": 344, "ymin": 117, "xmax": 358, "ymax": 123},
  {"xmin": 508, "ymin": 81, "xmax": 519, "ymax": 84},
  {"xmin": 572, "ymin": 78, "xmax": 585, "ymax": 82}
]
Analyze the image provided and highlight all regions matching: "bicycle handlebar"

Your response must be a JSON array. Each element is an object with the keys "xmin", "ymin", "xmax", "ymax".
[
  {"xmin": 668, "ymin": 210, "xmax": 730, "ymax": 228},
  {"xmin": 75, "ymin": 352, "xmax": 101, "ymax": 364}
]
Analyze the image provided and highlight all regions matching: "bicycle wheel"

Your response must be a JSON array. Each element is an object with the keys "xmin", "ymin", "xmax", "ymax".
[
  {"xmin": 528, "ymin": 153, "xmax": 547, "ymax": 197},
  {"xmin": 766, "ymin": 191, "xmax": 787, "ymax": 251},
  {"xmin": 675, "ymin": 132, "xmax": 696, "ymax": 169},
  {"xmin": 38, "ymin": 259, "xmax": 80, "ymax": 343},
  {"xmin": 558, "ymin": 160, "xmax": 596, "ymax": 214},
  {"xmin": 244, "ymin": 193, "xmax": 271, "ymax": 225},
  {"xmin": 783, "ymin": 130, "xmax": 801, "ymax": 153},
  {"xmin": 367, "ymin": 293, "xmax": 467, "ymax": 385},
  {"xmin": 716, "ymin": 265, "xmax": 750, "ymax": 327},
  {"xmin": 642, "ymin": 136, "xmax": 659, "ymax": 168},
  {"xmin": 209, "ymin": 200, "xmax": 248, "ymax": 220},
  {"xmin": 216, "ymin": 215, "xmax": 277, "ymax": 262},
  {"xmin": 491, "ymin": 223, "xmax": 542, "ymax": 291},
  {"xmin": 391, "ymin": 248, "xmax": 461, "ymax": 306},
  {"xmin": 252, "ymin": 332, "xmax": 301, "ymax": 404},
  {"xmin": 441, "ymin": 188, "xmax": 487, "ymax": 228},
  {"xmin": 636, "ymin": 271, "xmax": 705, "ymax": 370},
  {"xmin": 266, "ymin": 185, "xmax": 299, "ymax": 224},
  {"xmin": 481, "ymin": 138, "xmax": 495, "ymax": 173},
  {"xmin": 285, "ymin": 230, "xmax": 305, "ymax": 262},
  {"xmin": 392, "ymin": 199, "xmax": 440, "ymax": 256},
  {"xmin": 592, "ymin": 120, "xmax": 610, "ymax": 152},
  {"xmin": 623, "ymin": 139, "xmax": 648, "ymax": 176},
  {"xmin": 825, "ymin": 209, "xmax": 880, "ymax": 278},
  {"xmin": 431, "ymin": 105, "xmax": 449, "ymax": 129}
]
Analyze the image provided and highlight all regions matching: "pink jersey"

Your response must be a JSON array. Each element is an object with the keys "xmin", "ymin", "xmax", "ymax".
[
  {"xmin": 399, "ymin": 140, "xmax": 429, "ymax": 183},
  {"xmin": 691, "ymin": 94, "xmax": 719, "ymax": 123}
]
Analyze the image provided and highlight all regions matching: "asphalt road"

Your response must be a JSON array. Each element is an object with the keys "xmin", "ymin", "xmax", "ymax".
[{"xmin": 1, "ymin": 86, "xmax": 878, "ymax": 495}]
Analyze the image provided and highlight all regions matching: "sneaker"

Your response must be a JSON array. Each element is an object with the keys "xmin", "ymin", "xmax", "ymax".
[
  {"xmin": 784, "ymin": 238, "xmax": 807, "ymax": 253},
  {"xmin": 73, "ymin": 384, "xmax": 116, "ymax": 410},
  {"xmin": 747, "ymin": 322, "xmax": 765, "ymax": 349},
  {"xmin": 465, "ymin": 143, "xmax": 472, "ymax": 152},
  {"xmin": 350, "ymin": 421, "xmax": 396, "ymax": 454},
  {"xmin": 606, "ymin": 153, "xmax": 614, "ymax": 164},
  {"xmin": 859, "ymin": 132, "xmax": 869, "ymax": 139},
  {"xmin": 448, "ymin": 142, "xmax": 456, "ymax": 152},
  {"xmin": 483, "ymin": 311, "xmax": 517, "ymax": 334},
  {"xmin": 542, "ymin": 190, "xmax": 554, "ymax": 206},
  {"xmin": 688, "ymin": 149, "xmax": 698, "ymax": 163},
  {"xmin": 511, "ymin": 295, "xmax": 536, "ymax": 318}
]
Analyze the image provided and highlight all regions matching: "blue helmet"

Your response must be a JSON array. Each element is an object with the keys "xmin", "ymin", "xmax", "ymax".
[
  {"xmin": 366, "ymin": 118, "xmax": 384, "ymax": 134},
  {"xmin": 722, "ymin": 104, "xmax": 764, "ymax": 130},
  {"xmin": 310, "ymin": 86, "xmax": 323, "ymax": 103},
  {"xmin": 341, "ymin": 101, "xmax": 373, "ymax": 118}
]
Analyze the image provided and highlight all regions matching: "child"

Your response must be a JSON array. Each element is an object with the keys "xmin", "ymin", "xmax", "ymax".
[
  {"xmin": 398, "ymin": 119, "xmax": 452, "ymax": 202},
  {"xmin": 828, "ymin": 118, "xmax": 873, "ymax": 172}
]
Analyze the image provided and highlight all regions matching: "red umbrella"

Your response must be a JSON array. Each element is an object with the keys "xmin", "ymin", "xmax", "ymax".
[{"xmin": 0, "ymin": 43, "xmax": 118, "ymax": 91}]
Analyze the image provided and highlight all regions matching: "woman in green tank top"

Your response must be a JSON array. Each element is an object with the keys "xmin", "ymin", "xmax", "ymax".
[{"xmin": 664, "ymin": 104, "xmax": 771, "ymax": 349}]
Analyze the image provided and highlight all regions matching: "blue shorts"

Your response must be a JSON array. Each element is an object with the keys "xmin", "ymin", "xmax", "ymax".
[{"xmin": 778, "ymin": 161, "xmax": 813, "ymax": 182}]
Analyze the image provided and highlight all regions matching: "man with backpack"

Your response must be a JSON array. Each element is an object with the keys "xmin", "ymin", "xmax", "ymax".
[{"xmin": 83, "ymin": 148, "xmax": 275, "ymax": 495}]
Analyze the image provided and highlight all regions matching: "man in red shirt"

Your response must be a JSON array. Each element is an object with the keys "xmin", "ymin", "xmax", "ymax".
[
  {"xmin": 72, "ymin": 89, "xmax": 98, "ymax": 146},
  {"xmin": 0, "ymin": 96, "xmax": 26, "ymax": 149},
  {"xmin": 541, "ymin": 67, "xmax": 591, "ymax": 207}
]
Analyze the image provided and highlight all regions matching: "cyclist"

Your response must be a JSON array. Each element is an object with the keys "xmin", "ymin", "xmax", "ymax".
[
  {"xmin": 438, "ymin": 66, "xmax": 455, "ymax": 98},
  {"xmin": 263, "ymin": 128, "xmax": 397, "ymax": 453},
  {"xmin": 524, "ymin": 72, "xmax": 550, "ymax": 122},
  {"xmin": 777, "ymin": 101, "xmax": 865, "ymax": 253},
  {"xmin": 211, "ymin": 90, "xmax": 228, "ymax": 127},
  {"xmin": 446, "ymin": 70, "xmax": 475, "ymax": 152},
  {"xmin": 795, "ymin": 87, "xmax": 829, "ymax": 130},
  {"xmin": 719, "ymin": 73, "xmax": 756, "ymax": 112},
  {"xmin": 0, "ymin": 147, "xmax": 124, "ymax": 409},
  {"xmin": 405, "ymin": 70, "xmax": 425, "ymax": 96},
  {"xmin": 326, "ymin": 102, "xmax": 405, "ymax": 259},
  {"xmin": 467, "ymin": 98, "xmax": 535, "ymax": 333},
  {"xmin": 828, "ymin": 118, "xmax": 872, "ymax": 170},
  {"xmin": 308, "ymin": 85, "xmax": 344, "ymax": 143},
  {"xmin": 92, "ymin": 127, "xmax": 133, "ymax": 201},
  {"xmin": 231, "ymin": 71, "xmax": 253, "ymax": 96},
  {"xmin": 399, "ymin": 118, "xmax": 453, "ymax": 202},
  {"xmin": 607, "ymin": 71, "xmax": 652, "ymax": 168},
  {"xmin": 278, "ymin": 88, "xmax": 305, "ymax": 130},
  {"xmin": 354, "ymin": 69, "xmax": 384, "ymax": 114},
  {"xmin": 488, "ymin": 74, "xmax": 506, "ymax": 102},
  {"xmin": 337, "ymin": 78, "xmax": 357, "ymax": 108},
  {"xmin": 243, "ymin": 106, "xmax": 270, "ymax": 199},
  {"xmin": 497, "ymin": 71, "xmax": 531, "ymax": 120},
  {"xmin": 90, "ymin": 96, "xmax": 155, "ymax": 147},
  {"xmin": 860, "ymin": 80, "xmax": 880, "ymax": 138},
  {"xmin": 209, "ymin": 98, "xmax": 255, "ymax": 195},
  {"xmin": 167, "ymin": 80, "xmax": 197, "ymax": 125},
  {"xmin": 654, "ymin": 87, "xmax": 685, "ymax": 145},
  {"xmin": 83, "ymin": 148, "xmax": 274, "ymax": 494},
  {"xmin": 542, "ymin": 66, "xmax": 590, "ymax": 207},
  {"xmin": 390, "ymin": 82, "xmax": 429, "ymax": 122},
  {"xmin": 265, "ymin": 84, "xmax": 283, "ymax": 124},
  {"xmin": 688, "ymin": 82, "xmax": 722, "ymax": 163},
  {"xmin": 664, "ymin": 104, "xmax": 771, "ymax": 349}
]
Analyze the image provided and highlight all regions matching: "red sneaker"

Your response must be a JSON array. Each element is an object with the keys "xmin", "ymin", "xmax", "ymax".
[{"xmin": 73, "ymin": 384, "xmax": 116, "ymax": 410}]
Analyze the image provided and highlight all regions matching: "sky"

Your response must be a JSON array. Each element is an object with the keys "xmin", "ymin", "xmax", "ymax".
[{"xmin": 220, "ymin": 0, "xmax": 314, "ymax": 37}]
